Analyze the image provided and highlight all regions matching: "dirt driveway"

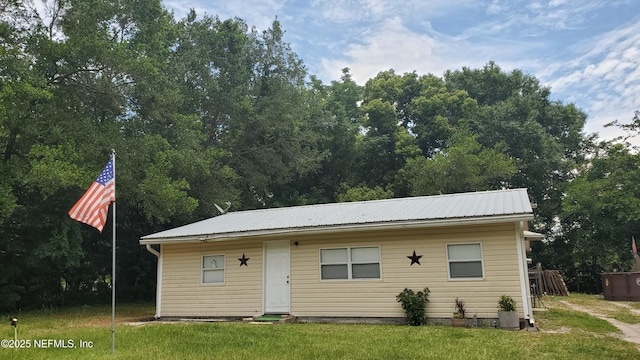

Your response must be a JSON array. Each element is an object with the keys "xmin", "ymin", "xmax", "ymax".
[{"xmin": 558, "ymin": 300, "xmax": 640, "ymax": 345}]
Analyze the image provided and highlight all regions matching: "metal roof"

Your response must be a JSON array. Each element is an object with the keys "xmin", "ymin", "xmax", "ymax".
[{"xmin": 140, "ymin": 188, "xmax": 533, "ymax": 244}]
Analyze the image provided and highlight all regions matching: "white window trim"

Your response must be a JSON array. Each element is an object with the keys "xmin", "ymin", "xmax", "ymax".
[
  {"xmin": 319, "ymin": 246, "xmax": 382, "ymax": 281},
  {"xmin": 446, "ymin": 242, "xmax": 485, "ymax": 281},
  {"xmin": 201, "ymin": 254, "xmax": 225, "ymax": 285}
]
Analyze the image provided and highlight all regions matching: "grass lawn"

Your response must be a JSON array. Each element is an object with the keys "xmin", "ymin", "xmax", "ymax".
[
  {"xmin": 542, "ymin": 293, "xmax": 640, "ymax": 324},
  {"xmin": 1, "ymin": 298, "xmax": 639, "ymax": 360}
]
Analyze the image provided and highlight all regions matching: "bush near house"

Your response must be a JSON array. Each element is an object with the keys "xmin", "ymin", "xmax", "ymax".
[{"xmin": 396, "ymin": 287, "xmax": 430, "ymax": 326}]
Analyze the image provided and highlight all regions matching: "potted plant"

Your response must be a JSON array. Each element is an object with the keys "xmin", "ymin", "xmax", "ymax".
[
  {"xmin": 451, "ymin": 297, "xmax": 466, "ymax": 327},
  {"xmin": 497, "ymin": 295, "xmax": 519, "ymax": 330}
]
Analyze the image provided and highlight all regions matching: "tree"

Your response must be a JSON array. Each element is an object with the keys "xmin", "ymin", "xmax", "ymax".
[
  {"xmin": 173, "ymin": 16, "xmax": 326, "ymax": 209},
  {"xmin": 293, "ymin": 69, "xmax": 362, "ymax": 204},
  {"xmin": 337, "ymin": 185, "xmax": 393, "ymax": 202},
  {"xmin": 0, "ymin": 0, "xmax": 61, "ymax": 310},
  {"xmin": 557, "ymin": 141, "xmax": 640, "ymax": 292},
  {"xmin": 0, "ymin": 0, "xmax": 53, "ymax": 221},
  {"xmin": 409, "ymin": 75, "xmax": 478, "ymax": 156},
  {"xmin": 397, "ymin": 132, "xmax": 517, "ymax": 196},
  {"xmin": 354, "ymin": 98, "xmax": 399, "ymax": 187},
  {"xmin": 604, "ymin": 110, "xmax": 640, "ymax": 151},
  {"xmin": 445, "ymin": 62, "xmax": 589, "ymax": 228},
  {"xmin": 0, "ymin": 0, "xmax": 213, "ymax": 309}
]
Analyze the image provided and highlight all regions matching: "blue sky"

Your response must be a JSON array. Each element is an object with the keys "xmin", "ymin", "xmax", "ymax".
[{"xmin": 165, "ymin": 1, "xmax": 640, "ymax": 144}]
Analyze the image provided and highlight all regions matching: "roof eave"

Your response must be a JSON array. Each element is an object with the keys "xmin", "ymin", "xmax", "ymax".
[
  {"xmin": 139, "ymin": 213, "xmax": 533, "ymax": 245},
  {"xmin": 524, "ymin": 230, "xmax": 545, "ymax": 240}
]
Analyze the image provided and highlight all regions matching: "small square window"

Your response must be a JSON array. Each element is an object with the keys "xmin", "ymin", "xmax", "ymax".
[
  {"xmin": 321, "ymin": 264, "xmax": 348, "ymax": 279},
  {"xmin": 202, "ymin": 255, "xmax": 225, "ymax": 284},
  {"xmin": 321, "ymin": 248, "xmax": 348, "ymax": 263},
  {"xmin": 352, "ymin": 263, "xmax": 380, "ymax": 279},
  {"xmin": 447, "ymin": 243, "xmax": 483, "ymax": 279},
  {"xmin": 351, "ymin": 247, "xmax": 380, "ymax": 262}
]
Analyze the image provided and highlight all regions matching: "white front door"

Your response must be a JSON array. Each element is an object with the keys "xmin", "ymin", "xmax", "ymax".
[{"xmin": 264, "ymin": 240, "xmax": 290, "ymax": 314}]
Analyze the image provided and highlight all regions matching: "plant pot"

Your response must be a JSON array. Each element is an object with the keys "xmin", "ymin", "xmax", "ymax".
[
  {"xmin": 451, "ymin": 317, "xmax": 466, "ymax": 327},
  {"xmin": 497, "ymin": 311, "xmax": 519, "ymax": 330}
]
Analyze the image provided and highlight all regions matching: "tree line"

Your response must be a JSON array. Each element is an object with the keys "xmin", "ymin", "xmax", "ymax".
[{"xmin": 1, "ymin": 0, "xmax": 638, "ymax": 311}]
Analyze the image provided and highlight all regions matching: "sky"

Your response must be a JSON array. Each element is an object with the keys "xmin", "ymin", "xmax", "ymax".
[{"xmin": 163, "ymin": 0, "xmax": 639, "ymax": 144}]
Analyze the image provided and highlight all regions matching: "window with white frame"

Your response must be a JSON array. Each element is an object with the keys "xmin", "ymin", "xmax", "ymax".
[
  {"xmin": 202, "ymin": 255, "xmax": 225, "ymax": 284},
  {"xmin": 447, "ymin": 243, "xmax": 483, "ymax": 279},
  {"xmin": 320, "ymin": 247, "xmax": 381, "ymax": 280}
]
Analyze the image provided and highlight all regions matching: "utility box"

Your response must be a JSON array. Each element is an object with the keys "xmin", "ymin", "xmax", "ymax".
[{"xmin": 602, "ymin": 272, "xmax": 640, "ymax": 301}]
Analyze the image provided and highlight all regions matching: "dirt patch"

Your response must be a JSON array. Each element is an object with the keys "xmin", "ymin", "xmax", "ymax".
[
  {"xmin": 559, "ymin": 301, "xmax": 640, "ymax": 345},
  {"xmin": 542, "ymin": 326, "xmax": 572, "ymax": 334},
  {"xmin": 608, "ymin": 302, "xmax": 640, "ymax": 316}
]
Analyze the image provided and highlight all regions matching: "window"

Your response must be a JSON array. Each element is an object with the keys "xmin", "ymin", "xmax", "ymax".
[
  {"xmin": 320, "ymin": 247, "xmax": 381, "ymax": 280},
  {"xmin": 447, "ymin": 243, "xmax": 483, "ymax": 279},
  {"xmin": 202, "ymin": 255, "xmax": 225, "ymax": 284}
]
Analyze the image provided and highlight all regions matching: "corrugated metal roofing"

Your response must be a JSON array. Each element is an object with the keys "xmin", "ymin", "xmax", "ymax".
[{"xmin": 140, "ymin": 188, "xmax": 533, "ymax": 243}]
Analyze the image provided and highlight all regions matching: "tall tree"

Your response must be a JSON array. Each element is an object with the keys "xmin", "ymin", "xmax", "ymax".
[
  {"xmin": 356, "ymin": 98, "xmax": 399, "ymax": 187},
  {"xmin": 444, "ymin": 62, "xmax": 589, "ymax": 227},
  {"xmin": 290, "ymin": 69, "xmax": 362, "ymax": 204},
  {"xmin": 1, "ymin": 0, "xmax": 218, "ymax": 309},
  {"xmin": 397, "ymin": 132, "xmax": 517, "ymax": 196},
  {"xmin": 558, "ymin": 143, "xmax": 640, "ymax": 292},
  {"xmin": 222, "ymin": 20, "xmax": 325, "ymax": 208}
]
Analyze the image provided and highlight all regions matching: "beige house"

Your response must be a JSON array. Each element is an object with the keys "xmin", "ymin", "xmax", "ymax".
[{"xmin": 140, "ymin": 188, "xmax": 541, "ymax": 327}]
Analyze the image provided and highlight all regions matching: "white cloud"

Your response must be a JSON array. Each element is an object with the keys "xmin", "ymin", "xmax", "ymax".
[
  {"xmin": 310, "ymin": 0, "xmax": 477, "ymax": 24},
  {"xmin": 318, "ymin": 15, "xmax": 539, "ymax": 84},
  {"xmin": 487, "ymin": 0, "xmax": 505, "ymax": 14},
  {"xmin": 307, "ymin": 0, "xmax": 389, "ymax": 23},
  {"xmin": 471, "ymin": 0, "xmax": 634, "ymax": 38},
  {"xmin": 549, "ymin": 0, "xmax": 567, "ymax": 6},
  {"xmin": 319, "ymin": 17, "xmax": 449, "ymax": 83},
  {"xmin": 527, "ymin": 2, "xmax": 544, "ymax": 11},
  {"xmin": 541, "ymin": 18, "xmax": 640, "ymax": 142}
]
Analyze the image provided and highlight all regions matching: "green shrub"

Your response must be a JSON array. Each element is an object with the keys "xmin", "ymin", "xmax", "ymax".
[
  {"xmin": 396, "ymin": 287, "xmax": 430, "ymax": 326},
  {"xmin": 498, "ymin": 295, "xmax": 516, "ymax": 312}
]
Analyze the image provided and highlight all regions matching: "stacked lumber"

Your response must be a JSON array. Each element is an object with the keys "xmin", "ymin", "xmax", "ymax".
[{"xmin": 540, "ymin": 270, "xmax": 569, "ymax": 296}]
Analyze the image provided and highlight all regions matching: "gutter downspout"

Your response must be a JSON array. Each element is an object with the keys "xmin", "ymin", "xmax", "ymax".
[
  {"xmin": 516, "ymin": 221, "xmax": 534, "ymax": 326},
  {"xmin": 145, "ymin": 244, "xmax": 162, "ymax": 319}
]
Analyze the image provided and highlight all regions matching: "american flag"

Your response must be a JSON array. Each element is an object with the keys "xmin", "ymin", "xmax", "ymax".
[{"xmin": 68, "ymin": 157, "xmax": 115, "ymax": 232}]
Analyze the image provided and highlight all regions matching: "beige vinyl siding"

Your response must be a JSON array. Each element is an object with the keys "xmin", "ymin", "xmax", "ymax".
[
  {"xmin": 160, "ymin": 240, "xmax": 263, "ymax": 317},
  {"xmin": 289, "ymin": 223, "xmax": 524, "ymax": 319},
  {"xmin": 158, "ymin": 222, "xmax": 525, "ymax": 319}
]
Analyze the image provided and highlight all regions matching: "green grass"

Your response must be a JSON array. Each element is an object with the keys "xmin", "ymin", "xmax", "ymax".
[
  {"xmin": 1, "ymin": 301, "xmax": 639, "ymax": 360},
  {"xmin": 543, "ymin": 293, "xmax": 640, "ymax": 325},
  {"xmin": 534, "ymin": 308, "xmax": 620, "ymax": 333}
]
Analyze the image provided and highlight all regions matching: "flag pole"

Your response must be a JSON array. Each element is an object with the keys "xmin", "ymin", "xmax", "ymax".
[
  {"xmin": 111, "ymin": 150, "xmax": 116, "ymax": 354},
  {"xmin": 67, "ymin": 152, "xmax": 116, "ymax": 352}
]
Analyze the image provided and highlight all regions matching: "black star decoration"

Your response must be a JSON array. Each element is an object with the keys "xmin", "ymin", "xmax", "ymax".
[
  {"xmin": 238, "ymin": 253, "xmax": 250, "ymax": 267},
  {"xmin": 407, "ymin": 250, "xmax": 422, "ymax": 266}
]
